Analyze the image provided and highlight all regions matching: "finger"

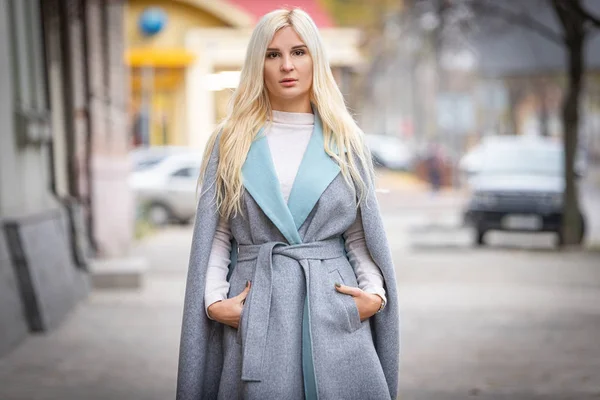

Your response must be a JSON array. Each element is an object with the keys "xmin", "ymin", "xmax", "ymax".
[
  {"xmin": 334, "ymin": 282, "xmax": 362, "ymax": 297},
  {"xmin": 235, "ymin": 280, "xmax": 252, "ymax": 302}
]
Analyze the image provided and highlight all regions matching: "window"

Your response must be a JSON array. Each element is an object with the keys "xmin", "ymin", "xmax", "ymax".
[
  {"xmin": 9, "ymin": 0, "xmax": 51, "ymax": 146},
  {"xmin": 171, "ymin": 167, "xmax": 199, "ymax": 179}
]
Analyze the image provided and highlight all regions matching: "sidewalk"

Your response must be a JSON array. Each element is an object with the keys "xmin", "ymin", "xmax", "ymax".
[
  {"xmin": 1, "ymin": 202, "xmax": 599, "ymax": 399},
  {"xmin": 0, "ymin": 229, "xmax": 191, "ymax": 400}
]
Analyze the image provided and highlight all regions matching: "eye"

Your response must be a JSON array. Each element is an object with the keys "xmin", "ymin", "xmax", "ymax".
[
  {"xmin": 266, "ymin": 52, "xmax": 279, "ymax": 59},
  {"xmin": 293, "ymin": 49, "xmax": 306, "ymax": 56}
]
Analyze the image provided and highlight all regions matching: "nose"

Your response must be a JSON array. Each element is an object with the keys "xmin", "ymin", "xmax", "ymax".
[{"xmin": 280, "ymin": 54, "xmax": 294, "ymax": 72}]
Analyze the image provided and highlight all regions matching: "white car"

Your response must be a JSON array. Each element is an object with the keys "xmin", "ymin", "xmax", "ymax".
[
  {"xmin": 130, "ymin": 145, "xmax": 192, "ymax": 172},
  {"xmin": 463, "ymin": 137, "xmax": 587, "ymax": 246},
  {"xmin": 459, "ymin": 136, "xmax": 524, "ymax": 178},
  {"xmin": 364, "ymin": 134, "xmax": 413, "ymax": 171},
  {"xmin": 129, "ymin": 152, "xmax": 203, "ymax": 226},
  {"xmin": 460, "ymin": 136, "xmax": 587, "ymax": 180}
]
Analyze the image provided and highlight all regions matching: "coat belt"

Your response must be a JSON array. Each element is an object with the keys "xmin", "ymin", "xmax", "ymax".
[{"xmin": 236, "ymin": 237, "xmax": 346, "ymax": 396}]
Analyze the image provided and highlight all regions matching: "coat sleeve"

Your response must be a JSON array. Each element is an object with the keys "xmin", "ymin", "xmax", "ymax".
[
  {"xmin": 176, "ymin": 137, "xmax": 225, "ymax": 400},
  {"xmin": 356, "ymin": 156, "xmax": 401, "ymax": 400}
]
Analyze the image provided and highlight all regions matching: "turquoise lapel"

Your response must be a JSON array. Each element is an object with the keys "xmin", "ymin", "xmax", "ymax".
[
  {"xmin": 242, "ymin": 111, "xmax": 341, "ymax": 245},
  {"xmin": 242, "ymin": 128, "xmax": 302, "ymax": 245},
  {"xmin": 287, "ymin": 112, "xmax": 341, "ymax": 230}
]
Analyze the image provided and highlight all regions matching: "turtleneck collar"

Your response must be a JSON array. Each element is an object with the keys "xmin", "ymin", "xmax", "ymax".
[{"xmin": 270, "ymin": 110, "xmax": 315, "ymax": 125}]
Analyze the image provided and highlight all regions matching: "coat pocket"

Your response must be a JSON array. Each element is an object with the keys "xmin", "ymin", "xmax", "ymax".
[{"xmin": 330, "ymin": 269, "xmax": 363, "ymax": 333}]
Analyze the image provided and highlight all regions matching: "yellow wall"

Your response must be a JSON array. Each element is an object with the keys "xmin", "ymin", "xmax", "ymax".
[
  {"xmin": 126, "ymin": 0, "xmax": 231, "ymax": 146},
  {"xmin": 126, "ymin": 0, "xmax": 230, "ymax": 49},
  {"xmin": 172, "ymin": 82, "xmax": 187, "ymax": 145}
]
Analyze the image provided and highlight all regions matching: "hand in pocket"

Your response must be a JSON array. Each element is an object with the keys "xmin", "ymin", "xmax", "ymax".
[
  {"xmin": 334, "ymin": 283, "xmax": 382, "ymax": 321},
  {"xmin": 207, "ymin": 281, "xmax": 251, "ymax": 329}
]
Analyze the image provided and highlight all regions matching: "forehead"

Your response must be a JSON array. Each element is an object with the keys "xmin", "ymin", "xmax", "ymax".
[{"xmin": 268, "ymin": 26, "xmax": 305, "ymax": 48}]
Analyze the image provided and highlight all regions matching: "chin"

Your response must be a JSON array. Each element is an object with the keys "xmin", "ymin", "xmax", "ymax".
[{"xmin": 278, "ymin": 89, "xmax": 309, "ymax": 100}]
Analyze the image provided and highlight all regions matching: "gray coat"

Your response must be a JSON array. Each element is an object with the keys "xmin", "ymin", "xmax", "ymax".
[{"xmin": 176, "ymin": 114, "xmax": 400, "ymax": 400}]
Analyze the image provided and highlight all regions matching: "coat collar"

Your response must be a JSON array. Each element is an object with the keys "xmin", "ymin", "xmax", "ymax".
[{"xmin": 242, "ymin": 110, "xmax": 341, "ymax": 245}]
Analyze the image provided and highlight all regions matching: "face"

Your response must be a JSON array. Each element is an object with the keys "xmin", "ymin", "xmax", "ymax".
[{"xmin": 263, "ymin": 26, "xmax": 313, "ymax": 111}]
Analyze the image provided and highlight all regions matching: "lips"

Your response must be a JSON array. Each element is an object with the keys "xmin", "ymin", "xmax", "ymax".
[{"xmin": 279, "ymin": 78, "xmax": 298, "ymax": 83}]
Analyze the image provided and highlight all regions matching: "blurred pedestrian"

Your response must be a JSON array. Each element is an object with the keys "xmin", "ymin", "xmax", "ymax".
[
  {"xmin": 176, "ymin": 8, "xmax": 399, "ymax": 400},
  {"xmin": 426, "ymin": 142, "xmax": 443, "ymax": 194}
]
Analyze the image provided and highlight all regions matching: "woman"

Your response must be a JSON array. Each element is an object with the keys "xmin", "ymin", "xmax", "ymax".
[{"xmin": 177, "ymin": 8, "xmax": 400, "ymax": 400}]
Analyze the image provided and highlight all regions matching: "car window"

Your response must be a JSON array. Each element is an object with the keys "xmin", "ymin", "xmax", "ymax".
[
  {"xmin": 171, "ymin": 167, "xmax": 200, "ymax": 178},
  {"xmin": 134, "ymin": 157, "xmax": 165, "ymax": 171},
  {"xmin": 481, "ymin": 144, "xmax": 562, "ymax": 176}
]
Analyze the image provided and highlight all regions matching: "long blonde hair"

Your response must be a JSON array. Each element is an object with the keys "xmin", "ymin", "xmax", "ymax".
[{"xmin": 198, "ymin": 8, "xmax": 374, "ymax": 219}]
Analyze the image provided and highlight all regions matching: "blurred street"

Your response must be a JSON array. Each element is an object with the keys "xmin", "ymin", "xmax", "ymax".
[
  {"xmin": 3, "ymin": 0, "xmax": 600, "ymax": 399},
  {"xmin": 382, "ymin": 164, "xmax": 600, "ymax": 251},
  {"xmin": 1, "ymin": 171, "xmax": 599, "ymax": 400}
]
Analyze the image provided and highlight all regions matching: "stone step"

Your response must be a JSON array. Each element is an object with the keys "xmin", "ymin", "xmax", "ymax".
[{"xmin": 89, "ymin": 257, "xmax": 148, "ymax": 289}]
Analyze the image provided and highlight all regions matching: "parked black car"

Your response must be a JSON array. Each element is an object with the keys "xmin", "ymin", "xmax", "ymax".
[{"xmin": 463, "ymin": 137, "xmax": 586, "ymax": 246}]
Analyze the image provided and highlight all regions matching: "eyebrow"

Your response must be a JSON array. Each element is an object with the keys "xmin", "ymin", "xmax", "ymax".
[{"xmin": 266, "ymin": 45, "xmax": 308, "ymax": 52}]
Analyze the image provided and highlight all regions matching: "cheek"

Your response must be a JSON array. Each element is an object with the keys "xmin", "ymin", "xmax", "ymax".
[
  {"xmin": 303, "ymin": 71, "xmax": 313, "ymax": 89},
  {"xmin": 302, "ymin": 61, "xmax": 313, "ymax": 86},
  {"xmin": 263, "ymin": 65, "xmax": 276, "ymax": 87}
]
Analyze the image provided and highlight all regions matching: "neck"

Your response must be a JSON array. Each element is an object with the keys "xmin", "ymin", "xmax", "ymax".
[{"xmin": 269, "ymin": 95, "xmax": 312, "ymax": 113}]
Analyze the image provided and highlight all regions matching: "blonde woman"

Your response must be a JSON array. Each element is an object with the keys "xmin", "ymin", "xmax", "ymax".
[{"xmin": 177, "ymin": 8, "xmax": 399, "ymax": 400}]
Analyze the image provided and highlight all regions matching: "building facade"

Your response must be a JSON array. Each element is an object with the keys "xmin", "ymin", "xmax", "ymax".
[
  {"xmin": 125, "ymin": 0, "xmax": 364, "ymax": 152},
  {"xmin": 0, "ymin": 0, "xmax": 132, "ymax": 356}
]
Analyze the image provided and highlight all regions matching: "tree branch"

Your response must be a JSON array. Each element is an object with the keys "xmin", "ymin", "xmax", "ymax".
[
  {"xmin": 551, "ymin": 0, "xmax": 571, "ymax": 33},
  {"xmin": 571, "ymin": 0, "xmax": 600, "ymax": 28},
  {"xmin": 552, "ymin": 0, "xmax": 587, "ymax": 41},
  {"xmin": 468, "ymin": 0, "xmax": 564, "ymax": 45}
]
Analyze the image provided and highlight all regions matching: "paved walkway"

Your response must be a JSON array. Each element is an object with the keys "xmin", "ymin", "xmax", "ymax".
[
  {"xmin": 0, "ymin": 229, "xmax": 192, "ymax": 400},
  {"xmin": 1, "ymin": 226, "xmax": 600, "ymax": 400}
]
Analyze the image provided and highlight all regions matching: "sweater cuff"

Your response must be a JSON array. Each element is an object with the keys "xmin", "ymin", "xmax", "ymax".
[
  {"xmin": 363, "ymin": 286, "xmax": 387, "ymax": 307},
  {"xmin": 205, "ymin": 292, "xmax": 228, "ymax": 320}
]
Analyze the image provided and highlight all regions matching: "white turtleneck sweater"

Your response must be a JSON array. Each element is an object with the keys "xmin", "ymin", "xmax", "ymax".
[{"xmin": 204, "ymin": 110, "xmax": 386, "ymax": 316}]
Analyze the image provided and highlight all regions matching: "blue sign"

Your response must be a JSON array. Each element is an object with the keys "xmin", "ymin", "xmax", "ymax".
[{"xmin": 139, "ymin": 7, "xmax": 167, "ymax": 37}]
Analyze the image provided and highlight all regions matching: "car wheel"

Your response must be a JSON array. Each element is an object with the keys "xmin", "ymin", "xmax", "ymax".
[
  {"xmin": 475, "ymin": 229, "xmax": 486, "ymax": 246},
  {"xmin": 177, "ymin": 217, "xmax": 193, "ymax": 226},
  {"xmin": 148, "ymin": 203, "xmax": 172, "ymax": 226},
  {"xmin": 372, "ymin": 154, "xmax": 386, "ymax": 169}
]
